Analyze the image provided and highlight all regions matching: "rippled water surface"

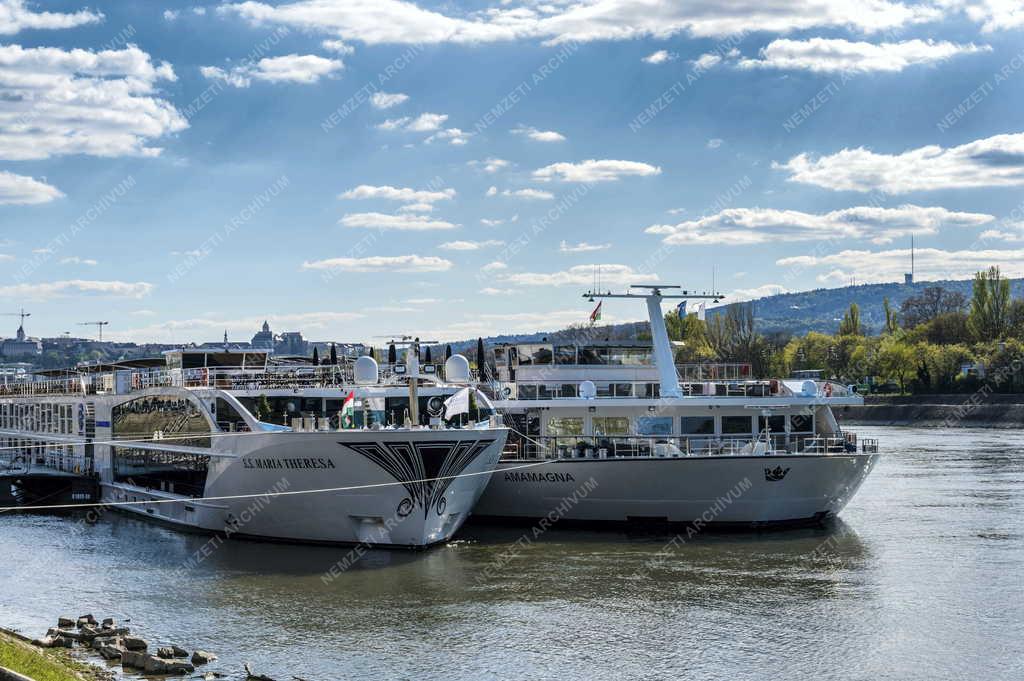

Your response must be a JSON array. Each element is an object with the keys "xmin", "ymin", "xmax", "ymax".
[{"xmin": 2, "ymin": 427, "xmax": 1022, "ymax": 680}]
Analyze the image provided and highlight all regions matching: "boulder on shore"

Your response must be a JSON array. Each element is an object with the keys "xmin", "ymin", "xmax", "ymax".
[
  {"xmin": 95, "ymin": 641, "xmax": 124, "ymax": 660},
  {"xmin": 157, "ymin": 646, "xmax": 176, "ymax": 659},
  {"xmin": 144, "ymin": 654, "xmax": 195, "ymax": 675},
  {"xmin": 57, "ymin": 617, "xmax": 75, "ymax": 628},
  {"xmin": 191, "ymin": 650, "xmax": 217, "ymax": 665},
  {"xmin": 171, "ymin": 644, "xmax": 189, "ymax": 657},
  {"xmin": 120, "ymin": 649, "xmax": 148, "ymax": 669},
  {"xmin": 101, "ymin": 617, "xmax": 115, "ymax": 628},
  {"xmin": 122, "ymin": 635, "xmax": 148, "ymax": 651},
  {"xmin": 31, "ymin": 635, "xmax": 57, "ymax": 648},
  {"xmin": 76, "ymin": 614, "xmax": 97, "ymax": 627}
]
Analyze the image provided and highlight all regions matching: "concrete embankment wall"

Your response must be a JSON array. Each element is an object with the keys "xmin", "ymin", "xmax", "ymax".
[{"xmin": 836, "ymin": 394, "xmax": 1024, "ymax": 428}]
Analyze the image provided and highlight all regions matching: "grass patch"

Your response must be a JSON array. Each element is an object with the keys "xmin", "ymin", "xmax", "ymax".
[{"xmin": 0, "ymin": 631, "xmax": 85, "ymax": 681}]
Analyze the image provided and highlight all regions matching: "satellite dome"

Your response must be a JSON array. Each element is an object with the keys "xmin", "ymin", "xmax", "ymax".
[
  {"xmin": 444, "ymin": 354, "xmax": 471, "ymax": 382},
  {"xmin": 354, "ymin": 356, "xmax": 379, "ymax": 385}
]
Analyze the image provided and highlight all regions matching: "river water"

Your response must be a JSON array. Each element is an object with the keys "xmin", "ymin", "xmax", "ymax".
[{"xmin": 2, "ymin": 427, "xmax": 1022, "ymax": 681}]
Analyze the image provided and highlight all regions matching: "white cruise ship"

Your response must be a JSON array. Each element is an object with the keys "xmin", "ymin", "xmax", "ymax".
[
  {"xmin": 0, "ymin": 347, "xmax": 506, "ymax": 548},
  {"xmin": 471, "ymin": 285, "xmax": 880, "ymax": 528}
]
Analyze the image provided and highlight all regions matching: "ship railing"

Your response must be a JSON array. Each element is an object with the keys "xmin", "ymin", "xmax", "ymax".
[
  {"xmin": 0, "ymin": 375, "xmax": 97, "ymax": 397},
  {"xmin": 0, "ymin": 443, "xmax": 92, "ymax": 476},
  {"xmin": 495, "ymin": 379, "xmax": 775, "ymax": 400},
  {"xmin": 504, "ymin": 435, "xmax": 802, "ymax": 460}
]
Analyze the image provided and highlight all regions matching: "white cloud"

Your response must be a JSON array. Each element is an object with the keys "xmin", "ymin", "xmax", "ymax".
[
  {"xmin": 113, "ymin": 311, "xmax": 365, "ymax": 343},
  {"xmin": 481, "ymin": 261, "xmax": 508, "ymax": 272},
  {"xmin": 0, "ymin": 44, "xmax": 184, "ymax": 161},
  {"xmin": 376, "ymin": 116, "xmax": 410, "ymax": 130},
  {"xmin": 200, "ymin": 54, "xmax": 343, "ymax": 87},
  {"xmin": 533, "ymin": 159, "xmax": 661, "ymax": 182},
  {"xmin": 512, "ymin": 124, "xmax": 566, "ymax": 142},
  {"xmin": 480, "ymin": 217, "xmax": 504, "ymax": 226},
  {"xmin": 339, "ymin": 184, "xmax": 455, "ymax": 204},
  {"xmin": 397, "ymin": 202, "xmax": 434, "ymax": 213},
  {"xmin": 775, "ymin": 132, "xmax": 1024, "ymax": 193},
  {"xmin": 406, "ymin": 112, "xmax": 448, "ymax": 131},
  {"xmin": 59, "ymin": 256, "xmax": 98, "ymax": 266},
  {"xmin": 321, "ymin": 39, "xmax": 355, "ymax": 54},
  {"xmin": 778, "ymin": 246, "xmax": 1024, "ymax": 284},
  {"xmin": 424, "ymin": 127, "xmax": 471, "ymax": 145},
  {"xmin": 692, "ymin": 53, "xmax": 723, "ymax": 69},
  {"xmin": 560, "ymin": 240, "xmax": 611, "ymax": 252},
  {"xmin": 500, "ymin": 188, "xmax": 555, "ymax": 200},
  {"xmin": 404, "ymin": 297, "xmax": 441, "ymax": 304},
  {"xmin": 738, "ymin": 38, "xmax": 990, "ymax": 73},
  {"xmin": 131, "ymin": 309, "xmax": 156, "ymax": 316},
  {"xmin": 162, "ymin": 9, "xmax": 179, "ymax": 21},
  {"xmin": 978, "ymin": 220, "xmax": 1024, "ymax": 241},
  {"xmin": 485, "ymin": 186, "xmax": 498, "ymax": 197},
  {"xmin": 339, "ymin": 212, "xmax": 457, "ymax": 231},
  {"xmin": 480, "ymin": 287, "xmax": 516, "ymax": 296},
  {"xmin": 0, "ymin": 279, "xmax": 152, "ymax": 300},
  {"xmin": 370, "ymin": 91, "xmax": 408, "ymax": 109},
  {"xmin": 646, "ymin": 205, "xmax": 994, "ymax": 246},
  {"xmin": 729, "ymin": 284, "xmax": 790, "ymax": 301},
  {"xmin": 220, "ymin": 0, "xmax": 935, "ymax": 45},
  {"xmin": 192, "ymin": 7, "xmax": 207, "ymax": 16},
  {"xmin": 438, "ymin": 239, "xmax": 504, "ymax": 251},
  {"xmin": 302, "ymin": 255, "xmax": 452, "ymax": 272},
  {"xmin": 499, "ymin": 263, "xmax": 650, "ymax": 287},
  {"xmin": 957, "ymin": 0, "xmax": 1024, "ymax": 32},
  {"xmin": 0, "ymin": 171, "xmax": 63, "ymax": 204},
  {"xmin": 706, "ymin": 138, "xmax": 723, "ymax": 149},
  {"xmin": 469, "ymin": 157, "xmax": 510, "ymax": 173},
  {"xmin": 0, "ymin": 0, "xmax": 101, "ymax": 34},
  {"xmin": 642, "ymin": 49, "xmax": 676, "ymax": 64}
]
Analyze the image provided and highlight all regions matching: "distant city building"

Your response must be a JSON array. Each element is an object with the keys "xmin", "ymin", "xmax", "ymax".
[
  {"xmin": 1, "ymin": 324, "xmax": 42, "ymax": 357},
  {"xmin": 276, "ymin": 331, "xmax": 308, "ymax": 356},
  {"xmin": 904, "ymin": 272, "xmax": 914, "ymax": 285},
  {"xmin": 251, "ymin": 320, "xmax": 274, "ymax": 349}
]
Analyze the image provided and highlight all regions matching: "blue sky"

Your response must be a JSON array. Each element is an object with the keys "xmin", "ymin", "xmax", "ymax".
[{"xmin": 2, "ymin": 0, "xmax": 1024, "ymax": 344}]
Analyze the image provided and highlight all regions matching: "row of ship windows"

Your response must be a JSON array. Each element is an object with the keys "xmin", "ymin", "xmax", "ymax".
[
  {"xmin": 545, "ymin": 414, "xmax": 813, "ymax": 437},
  {"xmin": 0, "ymin": 402, "xmax": 76, "ymax": 435}
]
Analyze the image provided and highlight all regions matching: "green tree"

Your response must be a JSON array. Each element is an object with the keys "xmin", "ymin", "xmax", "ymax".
[
  {"xmin": 900, "ymin": 286, "xmax": 967, "ymax": 328},
  {"xmin": 883, "ymin": 297, "xmax": 899, "ymax": 335},
  {"xmin": 838, "ymin": 302, "xmax": 862, "ymax": 336},
  {"xmin": 255, "ymin": 394, "xmax": 272, "ymax": 421},
  {"xmin": 877, "ymin": 337, "xmax": 916, "ymax": 393},
  {"xmin": 968, "ymin": 266, "xmax": 1011, "ymax": 341}
]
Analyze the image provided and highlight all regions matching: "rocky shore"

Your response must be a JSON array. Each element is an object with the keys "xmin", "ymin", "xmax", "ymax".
[{"xmin": 837, "ymin": 394, "xmax": 1024, "ymax": 428}]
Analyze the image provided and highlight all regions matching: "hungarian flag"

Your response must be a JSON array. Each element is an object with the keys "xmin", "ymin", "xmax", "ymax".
[
  {"xmin": 340, "ymin": 391, "xmax": 355, "ymax": 429},
  {"xmin": 589, "ymin": 301, "xmax": 602, "ymax": 323}
]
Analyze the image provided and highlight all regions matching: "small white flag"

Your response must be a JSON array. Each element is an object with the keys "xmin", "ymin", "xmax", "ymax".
[
  {"xmin": 697, "ymin": 302, "xmax": 706, "ymax": 321},
  {"xmin": 443, "ymin": 387, "xmax": 471, "ymax": 419}
]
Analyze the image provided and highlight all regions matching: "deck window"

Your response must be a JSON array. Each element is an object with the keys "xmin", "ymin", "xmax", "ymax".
[
  {"xmin": 637, "ymin": 417, "xmax": 672, "ymax": 436},
  {"xmin": 554, "ymin": 346, "xmax": 577, "ymax": 365},
  {"xmin": 758, "ymin": 415, "xmax": 787, "ymax": 434},
  {"xmin": 592, "ymin": 417, "xmax": 629, "ymax": 436},
  {"xmin": 547, "ymin": 417, "xmax": 583, "ymax": 436},
  {"xmin": 722, "ymin": 416, "xmax": 754, "ymax": 435},
  {"xmin": 681, "ymin": 416, "xmax": 714, "ymax": 435},
  {"xmin": 577, "ymin": 346, "xmax": 604, "ymax": 365}
]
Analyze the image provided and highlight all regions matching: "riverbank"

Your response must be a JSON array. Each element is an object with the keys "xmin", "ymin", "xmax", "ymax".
[
  {"xmin": 0, "ymin": 628, "xmax": 108, "ymax": 681},
  {"xmin": 837, "ymin": 394, "xmax": 1024, "ymax": 428}
]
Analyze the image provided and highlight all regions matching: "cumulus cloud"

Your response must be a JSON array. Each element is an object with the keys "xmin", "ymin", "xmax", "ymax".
[
  {"xmin": 777, "ymin": 246, "xmax": 1024, "ymax": 284},
  {"xmin": 59, "ymin": 256, "xmax": 98, "ymax": 266},
  {"xmin": 692, "ymin": 52, "xmax": 724, "ymax": 69},
  {"xmin": 339, "ymin": 184, "xmax": 455, "ymax": 205},
  {"xmin": 321, "ymin": 39, "xmax": 355, "ymax": 54},
  {"xmin": 424, "ymin": 127, "xmax": 471, "ymax": 145},
  {"xmin": 706, "ymin": 138, "xmax": 723, "ymax": 149},
  {"xmin": 480, "ymin": 287, "xmax": 516, "ymax": 295},
  {"xmin": 339, "ymin": 212, "xmax": 457, "ymax": 230},
  {"xmin": 0, "ymin": 279, "xmax": 152, "ymax": 300},
  {"xmin": 738, "ymin": 38, "xmax": 990, "ymax": 73},
  {"xmin": 774, "ymin": 132, "xmax": 1024, "ymax": 193},
  {"xmin": 113, "ymin": 311, "xmax": 365, "ymax": 343},
  {"xmin": 481, "ymin": 261, "xmax": 508, "ymax": 272},
  {"xmin": 533, "ymin": 159, "xmax": 661, "ymax": 182},
  {"xmin": 301, "ymin": 255, "xmax": 452, "ymax": 272},
  {"xmin": 511, "ymin": 124, "xmax": 566, "ymax": 142},
  {"xmin": 0, "ymin": 44, "xmax": 184, "ymax": 161},
  {"xmin": 200, "ymin": 54, "xmax": 343, "ymax": 87},
  {"xmin": 468, "ymin": 157, "xmax": 510, "ymax": 173},
  {"xmin": 642, "ymin": 49, "xmax": 676, "ymax": 64},
  {"xmin": 438, "ymin": 239, "xmax": 505, "ymax": 250},
  {"xmin": 646, "ymin": 205, "xmax": 994, "ymax": 246},
  {"xmin": 370, "ymin": 91, "xmax": 408, "ymax": 109},
  {"xmin": 219, "ymin": 0, "xmax": 935, "ymax": 45},
  {"xmin": 0, "ymin": 0, "xmax": 101, "ymax": 34},
  {"xmin": 957, "ymin": 0, "xmax": 1024, "ymax": 32},
  {"xmin": 498, "ymin": 187, "xmax": 555, "ymax": 200},
  {"xmin": 0, "ymin": 171, "xmax": 63, "ymax": 204},
  {"xmin": 560, "ymin": 240, "xmax": 611, "ymax": 252},
  {"xmin": 498, "ymin": 263, "xmax": 651, "ymax": 286},
  {"xmin": 728, "ymin": 284, "xmax": 790, "ymax": 301},
  {"xmin": 980, "ymin": 222, "xmax": 1024, "ymax": 242}
]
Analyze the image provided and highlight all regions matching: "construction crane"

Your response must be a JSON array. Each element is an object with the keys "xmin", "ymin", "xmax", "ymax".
[
  {"xmin": 0, "ymin": 308, "xmax": 31, "ymax": 330},
  {"xmin": 77, "ymin": 321, "xmax": 109, "ymax": 341}
]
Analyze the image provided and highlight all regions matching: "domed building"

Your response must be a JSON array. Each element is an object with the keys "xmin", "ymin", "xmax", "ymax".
[
  {"xmin": 251, "ymin": 320, "xmax": 274, "ymax": 349},
  {"xmin": 1, "ymin": 324, "xmax": 42, "ymax": 358}
]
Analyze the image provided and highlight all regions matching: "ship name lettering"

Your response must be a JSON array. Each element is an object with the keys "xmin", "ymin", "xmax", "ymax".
[
  {"xmin": 243, "ymin": 457, "xmax": 336, "ymax": 470},
  {"xmin": 504, "ymin": 471, "xmax": 576, "ymax": 483}
]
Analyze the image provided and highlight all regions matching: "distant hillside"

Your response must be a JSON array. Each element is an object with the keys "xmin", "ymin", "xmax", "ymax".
[
  {"xmin": 745, "ymin": 278, "xmax": 1024, "ymax": 335},
  {"xmin": 457, "ymin": 277, "xmax": 1024, "ymax": 348}
]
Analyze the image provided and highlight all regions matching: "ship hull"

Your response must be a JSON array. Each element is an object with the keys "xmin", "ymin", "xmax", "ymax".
[
  {"xmin": 104, "ymin": 428, "xmax": 506, "ymax": 548},
  {"xmin": 473, "ymin": 453, "xmax": 878, "ymax": 527}
]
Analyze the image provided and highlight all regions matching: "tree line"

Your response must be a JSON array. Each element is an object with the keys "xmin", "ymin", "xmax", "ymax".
[{"xmin": 667, "ymin": 267, "xmax": 1024, "ymax": 394}]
